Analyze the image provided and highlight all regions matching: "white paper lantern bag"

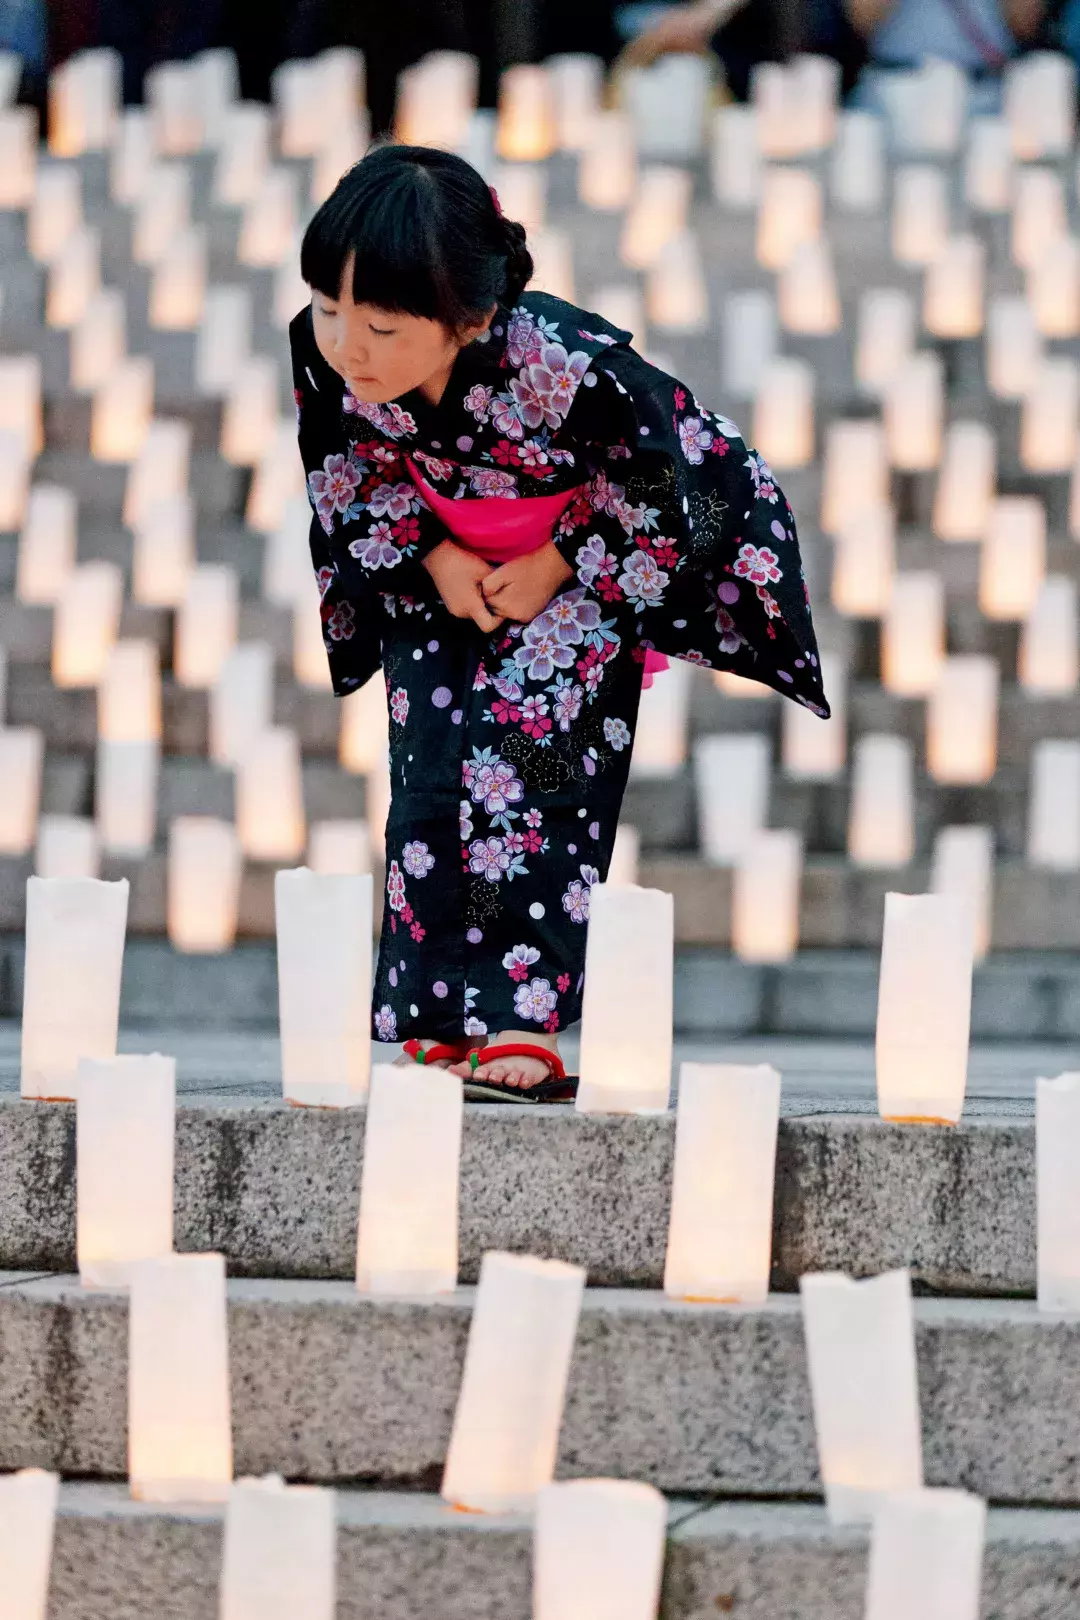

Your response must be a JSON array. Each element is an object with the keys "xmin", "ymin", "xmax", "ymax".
[{"xmin": 275, "ymin": 869, "xmax": 372, "ymax": 1107}]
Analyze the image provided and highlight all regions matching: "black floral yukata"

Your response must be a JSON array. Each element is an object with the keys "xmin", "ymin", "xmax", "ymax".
[{"xmin": 289, "ymin": 291, "xmax": 828, "ymax": 1047}]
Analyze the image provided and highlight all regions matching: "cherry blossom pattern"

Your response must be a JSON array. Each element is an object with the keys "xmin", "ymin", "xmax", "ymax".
[
  {"xmin": 503, "ymin": 943, "xmax": 541, "ymax": 982},
  {"xmin": 374, "ymin": 1004, "xmax": 398, "ymax": 1041},
  {"xmin": 733, "ymin": 543, "xmax": 783, "ymax": 588},
  {"xmin": 617, "ymin": 549, "xmax": 669, "ymax": 609},
  {"xmin": 603, "ymin": 717, "xmax": 631, "ymax": 751},
  {"xmin": 308, "ymin": 453, "xmax": 362, "ymax": 534},
  {"xmin": 514, "ymin": 976, "xmax": 559, "ymax": 1024},
  {"xmin": 562, "ymin": 864, "xmax": 599, "ymax": 923},
  {"xmin": 390, "ymin": 687, "xmax": 409, "ymax": 724},
  {"xmin": 403, "ymin": 841, "xmax": 435, "ymax": 878},
  {"xmin": 678, "ymin": 415, "xmax": 714, "ymax": 465},
  {"xmin": 386, "ymin": 860, "xmax": 407, "ymax": 912}
]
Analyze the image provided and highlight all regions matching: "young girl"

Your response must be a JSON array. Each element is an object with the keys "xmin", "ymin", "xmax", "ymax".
[{"xmin": 291, "ymin": 143, "xmax": 828, "ymax": 1102}]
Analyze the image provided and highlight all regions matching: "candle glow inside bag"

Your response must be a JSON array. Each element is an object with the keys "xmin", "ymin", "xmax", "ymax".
[{"xmin": 876, "ymin": 892, "xmax": 973, "ymax": 1125}]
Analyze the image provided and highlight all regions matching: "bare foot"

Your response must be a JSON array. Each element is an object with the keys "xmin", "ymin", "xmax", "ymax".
[
  {"xmin": 393, "ymin": 1039, "xmax": 462, "ymax": 1070},
  {"xmin": 450, "ymin": 1029, "xmax": 561, "ymax": 1091}
]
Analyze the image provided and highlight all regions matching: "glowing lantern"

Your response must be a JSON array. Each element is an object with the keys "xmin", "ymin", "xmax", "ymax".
[
  {"xmin": 174, "ymin": 565, "xmax": 239, "ymax": 688},
  {"xmin": 694, "ymin": 733, "xmax": 771, "ymax": 865},
  {"xmin": 0, "ymin": 729, "xmax": 44, "ymax": 855},
  {"xmin": 1020, "ymin": 576, "xmax": 1078, "ymax": 692},
  {"xmin": 132, "ymin": 162, "xmax": 192, "ymax": 263},
  {"xmin": 0, "ymin": 355, "xmax": 44, "ymax": 458},
  {"xmin": 979, "ymin": 497, "xmax": 1045, "ymax": 621},
  {"xmin": 1027, "ymin": 235, "xmax": 1080, "ymax": 338},
  {"xmin": 36, "ymin": 816, "xmax": 99, "ymax": 881},
  {"xmin": 923, "ymin": 234, "xmax": 984, "ymax": 338},
  {"xmin": 820, "ymin": 420, "xmax": 888, "ymax": 535},
  {"xmin": 964, "ymin": 116, "xmax": 1012, "ymax": 211},
  {"xmin": 124, "ymin": 418, "xmax": 191, "ymax": 527},
  {"xmin": 579, "ymin": 110, "xmax": 637, "ymax": 210},
  {"xmin": 52, "ymin": 560, "xmax": 123, "ymax": 689},
  {"xmin": 856, "ymin": 288, "xmax": 916, "ymax": 397},
  {"xmin": 577, "ymin": 884, "xmax": 673, "ymax": 1114},
  {"xmin": 167, "ymin": 818, "xmax": 243, "ymax": 952},
  {"xmin": 865, "ymin": 1490, "xmax": 987, "ymax": 1620},
  {"xmin": 0, "ymin": 107, "xmax": 38, "ymax": 207},
  {"xmin": 0, "ymin": 430, "xmax": 29, "ymax": 529},
  {"xmin": 28, "ymin": 163, "xmax": 82, "ymax": 262},
  {"xmin": 620, "ymin": 165, "xmax": 692, "ymax": 270},
  {"xmin": 1011, "ymin": 166, "xmax": 1066, "ymax": 268},
  {"xmin": 927, "ymin": 657, "xmax": 999, "ymax": 785},
  {"xmin": 606, "ymin": 824, "xmax": 641, "ymax": 886},
  {"xmin": 276, "ymin": 869, "xmax": 372, "ymax": 1107},
  {"xmin": 128, "ymin": 1252, "xmax": 232, "ymax": 1502},
  {"xmin": 49, "ymin": 47, "xmax": 120, "ymax": 155},
  {"xmin": 220, "ymin": 1476, "xmax": 336, "ymax": 1620},
  {"xmin": 1021, "ymin": 357, "xmax": 1080, "ymax": 472},
  {"xmin": 395, "ymin": 52, "xmax": 476, "ymax": 149},
  {"xmin": 933, "ymin": 421, "xmax": 995, "ymax": 541},
  {"xmin": 21, "ymin": 876, "xmax": 129, "ymax": 1102},
  {"xmin": 70, "ymin": 288, "xmax": 126, "ymax": 391},
  {"xmin": 46, "ymin": 224, "xmax": 100, "ymax": 328},
  {"xmin": 77, "ymin": 1054, "xmax": 175, "ymax": 1288},
  {"xmin": 932, "ymin": 825, "xmax": 994, "ymax": 961},
  {"xmin": 720, "ymin": 289, "xmax": 777, "ymax": 399},
  {"xmin": 710, "ymin": 104, "xmax": 761, "ymax": 210},
  {"xmin": 195, "ymin": 285, "xmax": 253, "ymax": 396},
  {"xmin": 830, "ymin": 110, "xmax": 886, "ymax": 212},
  {"xmin": 629, "ymin": 658, "xmax": 691, "ymax": 778},
  {"xmin": 548, "ymin": 52, "xmax": 602, "ymax": 151},
  {"xmin": 237, "ymin": 728, "xmax": 306, "ymax": 862},
  {"xmin": 1028, "ymin": 741, "xmax": 1080, "ymax": 870},
  {"xmin": 752, "ymin": 356, "xmax": 814, "ymax": 470},
  {"xmin": 0, "ymin": 1470, "xmax": 59, "ymax": 1620},
  {"xmin": 293, "ymin": 587, "xmax": 333, "ymax": 690},
  {"xmin": 221, "ymin": 359, "xmax": 280, "ymax": 466},
  {"xmin": 1005, "ymin": 52, "xmax": 1076, "ymax": 159},
  {"xmin": 238, "ymin": 168, "xmax": 299, "ymax": 268},
  {"xmin": 533, "ymin": 1480, "xmax": 666, "ymax": 1620},
  {"xmin": 782, "ymin": 652, "xmax": 846, "ymax": 779},
  {"xmin": 356, "ymin": 1062, "xmax": 461, "ymax": 1290},
  {"xmin": 263, "ymin": 496, "xmax": 313, "ymax": 607},
  {"xmin": 90, "ymin": 356, "xmax": 154, "ymax": 462},
  {"xmin": 1037, "ymin": 1073, "xmax": 1080, "ymax": 1311},
  {"xmin": 497, "ymin": 64, "xmax": 556, "ymax": 160},
  {"xmin": 365, "ymin": 752, "xmax": 391, "ymax": 858},
  {"xmin": 848, "ymin": 735, "xmax": 914, "ymax": 868},
  {"xmin": 132, "ymin": 494, "xmax": 196, "ymax": 607},
  {"xmin": 986, "ymin": 295, "xmax": 1042, "ymax": 398},
  {"xmin": 273, "ymin": 247, "xmax": 310, "ymax": 330},
  {"xmin": 98, "ymin": 640, "xmax": 161, "ymax": 743},
  {"xmin": 646, "ymin": 230, "xmax": 707, "ymax": 333},
  {"xmin": 247, "ymin": 421, "xmax": 305, "ymax": 532},
  {"xmin": 884, "ymin": 353, "xmax": 943, "ymax": 470},
  {"xmin": 110, "ymin": 108, "xmax": 155, "ymax": 204},
  {"xmin": 215, "ymin": 103, "xmax": 271, "ymax": 203},
  {"xmin": 528, "ymin": 227, "xmax": 575, "ymax": 302},
  {"xmin": 882, "ymin": 573, "xmax": 945, "ymax": 696},
  {"xmin": 488, "ymin": 161, "xmax": 547, "ymax": 232},
  {"xmin": 96, "ymin": 740, "xmax": 160, "ymax": 857},
  {"xmin": 755, "ymin": 167, "xmax": 821, "ymax": 270},
  {"xmin": 308, "ymin": 821, "xmax": 371, "ymax": 877},
  {"xmin": 210, "ymin": 643, "xmax": 275, "ymax": 767},
  {"xmin": 339, "ymin": 681, "xmax": 389, "ymax": 775},
  {"xmin": 664, "ymin": 1060, "xmax": 780, "ymax": 1304},
  {"xmin": 831, "ymin": 505, "xmax": 896, "ymax": 618},
  {"xmin": 441, "ymin": 1252, "xmax": 586, "ymax": 1512},
  {"xmin": 148, "ymin": 225, "xmax": 207, "ymax": 329},
  {"xmin": 145, "ymin": 61, "xmax": 203, "ymax": 154},
  {"xmin": 624, "ymin": 55, "xmax": 711, "ymax": 160},
  {"xmin": 877, "ymin": 891, "xmax": 973, "ymax": 1123},
  {"xmin": 892, "ymin": 166, "xmax": 949, "ymax": 265},
  {"xmin": 800, "ymin": 1269, "xmax": 923, "ymax": 1524},
  {"xmin": 732, "ymin": 831, "xmax": 801, "ymax": 963},
  {"xmin": 778, "ymin": 238, "xmax": 841, "ymax": 334}
]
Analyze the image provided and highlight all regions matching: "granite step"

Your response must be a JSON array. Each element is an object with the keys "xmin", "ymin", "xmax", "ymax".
[
  {"xmin": 0, "ymin": 1277, "xmax": 1076, "ymax": 1503},
  {"xmin": 0, "ymin": 1102, "xmax": 1035, "ymax": 1295},
  {"xmin": 36, "ymin": 1485, "xmax": 1080, "ymax": 1620}
]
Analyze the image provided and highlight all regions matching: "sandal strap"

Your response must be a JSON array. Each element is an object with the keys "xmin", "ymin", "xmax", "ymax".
[
  {"xmin": 403, "ymin": 1037, "xmax": 480, "ymax": 1066},
  {"xmin": 466, "ymin": 1043, "xmax": 566, "ymax": 1081}
]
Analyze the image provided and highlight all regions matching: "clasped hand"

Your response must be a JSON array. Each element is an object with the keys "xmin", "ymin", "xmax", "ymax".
[{"xmin": 421, "ymin": 539, "xmax": 574, "ymax": 633}]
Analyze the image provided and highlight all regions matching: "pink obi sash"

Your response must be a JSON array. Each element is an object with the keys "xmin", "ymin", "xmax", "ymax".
[{"xmin": 405, "ymin": 455, "xmax": 669, "ymax": 683}]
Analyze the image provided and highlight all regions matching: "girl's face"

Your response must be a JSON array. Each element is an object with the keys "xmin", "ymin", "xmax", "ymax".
[{"xmin": 310, "ymin": 253, "xmax": 493, "ymax": 406}]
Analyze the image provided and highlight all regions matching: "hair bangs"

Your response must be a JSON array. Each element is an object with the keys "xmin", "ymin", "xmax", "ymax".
[{"xmin": 301, "ymin": 163, "xmax": 450, "ymax": 321}]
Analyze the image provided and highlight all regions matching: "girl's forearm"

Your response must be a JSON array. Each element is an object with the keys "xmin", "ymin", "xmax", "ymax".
[
  {"xmin": 1005, "ymin": 0, "xmax": 1046, "ymax": 37},
  {"xmin": 842, "ymin": 0, "xmax": 895, "ymax": 36}
]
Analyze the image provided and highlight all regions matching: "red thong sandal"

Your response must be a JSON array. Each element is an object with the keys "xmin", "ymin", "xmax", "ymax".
[
  {"xmin": 402, "ymin": 1037, "xmax": 481, "ymax": 1067},
  {"xmin": 462, "ymin": 1043, "xmax": 578, "ymax": 1105}
]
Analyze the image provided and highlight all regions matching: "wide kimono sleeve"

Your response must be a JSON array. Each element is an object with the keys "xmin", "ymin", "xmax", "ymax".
[
  {"xmin": 289, "ymin": 307, "xmax": 384, "ymax": 695},
  {"xmin": 559, "ymin": 344, "xmax": 830, "ymax": 716}
]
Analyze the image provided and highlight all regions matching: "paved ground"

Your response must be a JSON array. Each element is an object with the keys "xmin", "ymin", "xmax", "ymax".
[{"xmin": 2, "ymin": 1022, "xmax": 1074, "ymax": 1115}]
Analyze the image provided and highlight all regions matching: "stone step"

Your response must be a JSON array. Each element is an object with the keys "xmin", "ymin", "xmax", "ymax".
[
  {"xmin": 0, "ymin": 1103, "xmax": 1033, "ymax": 1293},
  {"xmin": 36, "ymin": 1485, "xmax": 1080, "ymax": 1620},
  {"xmin": 0, "ymin": 1277, "xmax": 1074, "ymax": 1502},
  {"xmin": 2, "ymin": 937, "xmax": 1078, "ymax": 1039}
]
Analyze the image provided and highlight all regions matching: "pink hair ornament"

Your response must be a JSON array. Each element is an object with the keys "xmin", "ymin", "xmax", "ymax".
[{"xmin": 489, "ymin": 185, "xmax": 503, "ymax": 216}]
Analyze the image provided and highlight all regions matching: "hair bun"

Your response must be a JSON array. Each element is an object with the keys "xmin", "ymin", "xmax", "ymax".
[{"xmin": 500, "ymin": 216, "xmax": 534, "ymax": 306}]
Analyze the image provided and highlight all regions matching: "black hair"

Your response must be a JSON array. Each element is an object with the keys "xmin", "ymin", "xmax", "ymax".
[{"xmin": 300, "ymin": 144, "xmax": 535, "ymax": 333}]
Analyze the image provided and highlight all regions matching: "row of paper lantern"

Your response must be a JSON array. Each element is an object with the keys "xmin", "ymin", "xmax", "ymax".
[{"xmin": 13, "ymin": 870, "xmax": 989, "ymax": 1122}]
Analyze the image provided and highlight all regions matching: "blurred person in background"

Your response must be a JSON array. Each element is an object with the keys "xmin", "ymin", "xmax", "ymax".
[
  {"xmin": 845, "ymin": 0, "xmax": 1047, "ymax": 110},
  {"xmin": 619, "ymin": 0, "xmax": 867, "ymax": 97}
]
